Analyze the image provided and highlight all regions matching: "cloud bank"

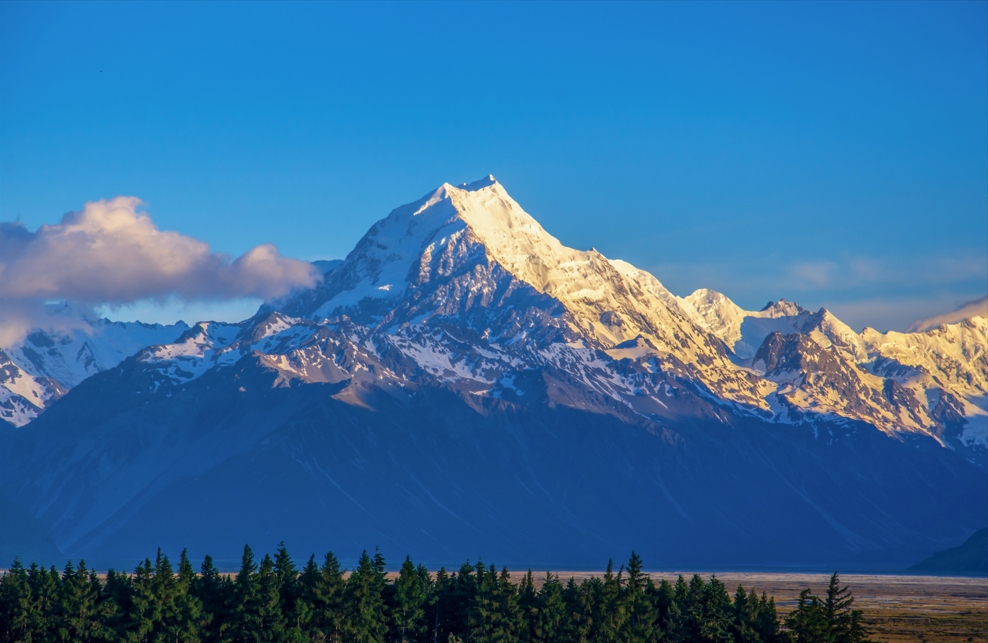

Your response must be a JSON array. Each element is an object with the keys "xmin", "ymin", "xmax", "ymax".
[
  {"xmin": 909, "ymin": 296, "xmax": 988, "ymax": 332},
  {"xmin": 0, "ymin": 196, "xmax": 319, "ymax": 344}
]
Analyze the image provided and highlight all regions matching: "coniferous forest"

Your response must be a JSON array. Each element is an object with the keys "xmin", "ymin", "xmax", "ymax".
[{"xmin": 0, "ymin": 546, "xmax": 873, "ymax": 643}]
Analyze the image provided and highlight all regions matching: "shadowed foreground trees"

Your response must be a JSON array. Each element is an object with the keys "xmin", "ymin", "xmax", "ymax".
[{"xmin": 0, "ymin": 546, "xmax": 871, "ymax": 643}]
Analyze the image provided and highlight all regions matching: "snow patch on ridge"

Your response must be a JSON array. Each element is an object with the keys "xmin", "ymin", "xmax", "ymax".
[{"xmin": 0, "ymin": 305, "xmax": 188, "ymax": 426}]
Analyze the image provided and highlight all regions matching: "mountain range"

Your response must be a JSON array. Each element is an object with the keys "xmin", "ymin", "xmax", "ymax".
[{"xmin": 1, "ymin": 176, "xmax": 985, "ymax": 570}]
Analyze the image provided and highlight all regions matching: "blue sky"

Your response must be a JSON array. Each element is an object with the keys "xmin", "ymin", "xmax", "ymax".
[{"xmin": 1, "ymin": 1, "xmax": 986, "ymax": 331}]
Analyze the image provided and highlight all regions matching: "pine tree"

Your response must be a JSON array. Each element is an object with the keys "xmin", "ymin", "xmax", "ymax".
[
  {"xmin": 467, "ymin": 564, "xmax": 521, "ymax": 643},
  {"xmin": 495, "ymin": 567, "xmax": 523, "ymax": 642},
  {"xmin": 559, "ymin": 577, "xmax": 578, "ymax": 642},
  {"xmin": 517, "ymin": 570, "xmax": 537, "ymax": 643},
  {"xmin": 229, "ymin": 545, "xmax": 263, "ymax": 642},
  {"xmin": 282, "ymin": 550, "xmax": 314, "ymax": 642},
  {"xmin": 699, "ymin": 576, "xmax": 734, "ymax": 643},
  {"xmin": 0, "ymin": 558, "xmax": 36, "ymax": 643},
  {"xmin": 192, "ymin": 554, "xmax": 228, "ymax": 643},
  {"xmin": 677, "ymin": 574, "xmax": 735, "ymax": 643},
  {"xmin": 166, "ymin": 549, "xmax": 210, "ymax": 643},
  {"xmin": 391, "ymin": 557, "xmax": 427, "ymax": 643},
  {"xmin": 532, "ymin": 572, "xmax": 567, "ymax": 643},
  {"xmin": 650, "ymin": 578, "xmax": 681, "ymax": 642},
  {"xmin": 273, "ymin": 543, "xmax": 301, "ymax": 626},
  {"xmin": 597, "ymin": 560, "xmax": 626, "ymax": 643},
  {"xmin": 101, "ymin": 568, "xmax": 133, "ymax": 640},
  {"xmin": 753, "ymin": 591, "xmax": 784, "ymax": 643},
  {"xmin": 90, "ymin": 566, "xmax": 118, "ymax": 641},
  {"xmin": 447, "ymin": 561, "xmax": 478, "ymax": 639},
  {"xmin": 256, "ymin": 554, "xmax": 287, "ymax": 642},
  {"xmin": 730, "ymin": 586, "xmax": 759, "ymax": 643},
  {"xmin": 28, "ymin": 565, "xmax": 61, "ymax": 641},
  {"xmin": 847, "ymin": 609, "xmax": 871, "ymax": 643},
  {"xmin": 621, "ymin": 551, "xmax": 660, "ymax": 643},
  {"xmin": 824, "ymin": 573, "xmax": 873, "ymax": 643},
  {"xmin": 564, "ymin": 575, "xmax": 600, "ymax": 643},
  {"xmin": 304, "ymin": 552, "xmax": 345, "ymax": 643},
  {"xmin": 343, "ymin": 550, "xmax": 387, "ymax": 643},
  {"xmin": 128, "ymin": 558, "xmax": 159, "ymax": 641},
  {"xmin": 824, "ymin": 573, "xmax": 851, "ymax": 639},
  {"xmin": 151, "ymin": 549, "xmax": 181, "ymax": 640},
  {"xmin": 415, "ymin": 562, "xmax": 435, "ymax": 643},
  {"xmin": 53, "ymin": 560, "xmax": 105, "ymax": 643},
  {"xmin": 786, "ymin": 589, "xmax": 829, "ymax": 643},
  {"xmin": 428, "ymin": 567, "xmax": 455, "ymax": 643}
]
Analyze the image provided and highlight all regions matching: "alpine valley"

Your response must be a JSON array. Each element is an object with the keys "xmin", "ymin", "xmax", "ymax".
[{"xmin": 1, "ymin": 177, "xmax": 985, "ymax": 570}]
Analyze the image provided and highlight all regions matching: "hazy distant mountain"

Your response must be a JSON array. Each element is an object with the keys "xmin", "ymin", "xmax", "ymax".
[
  {"xmin": 1, "ymin": 177, "xmax": 984, "ymax": 570},
  {"xmin": 0, "ymin": 304, "xmax": 188, "ymax": 427},
  {"xmin": 908, "ymin": 528, "xmax": 988, "ymax": 575}
]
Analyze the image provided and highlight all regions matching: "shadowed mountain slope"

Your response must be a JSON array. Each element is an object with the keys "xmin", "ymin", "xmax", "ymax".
[{"xmin": 908, "ymin": 528, "xmax": 988, "ymax": 575}]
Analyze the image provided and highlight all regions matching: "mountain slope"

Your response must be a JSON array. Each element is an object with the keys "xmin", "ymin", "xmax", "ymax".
[
  {"xmin": 0, "ymin": 305, "xmax": 188, "ymax": 426},
  {"xmin": 908, "ymin": 528, "xmax": 988, "ymax": 575},
  {"xmin": 679, "ymin": 290, "xmax": 987, "ymax": 459},
  {"xmin": 1, "ymin": 176, "xmax": 985, "ymax": 569},
  {"xmin": 3, "ymin": 336, "xmax": 982, "ymax": 569}
]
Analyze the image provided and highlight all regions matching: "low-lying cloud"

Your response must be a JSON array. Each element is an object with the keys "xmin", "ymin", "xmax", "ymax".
[
  {"xmin": 649, "ymin": 251, "xmax": 987, "ymax": 332},
  {"xmin": 909, "ymin": 296, "xmax": 988, "ymax": 332},
  {"xmin": 0, "ymin": 196, "xmax": 319, "ymax": 345}
]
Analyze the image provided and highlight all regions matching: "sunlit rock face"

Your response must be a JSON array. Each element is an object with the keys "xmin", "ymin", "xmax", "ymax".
[{"xmin": 1, "ymin": 177, "xmax": 985, "ymax": 570}]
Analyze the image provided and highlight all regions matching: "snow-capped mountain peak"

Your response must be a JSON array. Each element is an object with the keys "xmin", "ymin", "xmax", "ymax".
[
  {"xmin": 6, "ymin": 178, "xmax": 986, "ymax": 461},
  {"xmin": 0, "ymin": 304, "xmax": 188, "ymax": 426},
  {"xmin": 278, "ymin": 178, "xmax": 771, "ymax": 411},
  {"xmin": 3, "ymin": 176, "xmax": 984, "ymax": 573},
  {"xmin": 267, "ymin": 178, "xmax": 988, "ymax": 453},
  {"xmin": 759, "ymin": 299, "xmax": 806, "ymax": 317},
  {"xmin": 300, "ymin": 178, "xmax": 697, "ymax": 339}
]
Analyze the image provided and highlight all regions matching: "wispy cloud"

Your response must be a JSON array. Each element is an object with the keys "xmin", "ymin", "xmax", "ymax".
[
  {"xmin": 908, "ymin": 296, "xmax": 988, "ymax": 332},
  {"xmin": 645, "ymin": 251, "xmax": 987, "ymax": 331},
  {"xmin": 789, "ymin": 261, "xmax": 838, "ymax": 289},
  {"xmin": 780, "ymin": 256, "xmax": 986, "ymax": 293},
  {"xmin": 0, "ymin": 196, "xmax": 319, "ymax": 344},
  {"xmin": 821, "ymin": 295, "xmax": 983, "ymax": 333}
]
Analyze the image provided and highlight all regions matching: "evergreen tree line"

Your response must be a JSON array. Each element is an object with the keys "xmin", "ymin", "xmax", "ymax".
[{"xmin": 0, "ymin": 545, "xmax": 873, "ymax": 643}]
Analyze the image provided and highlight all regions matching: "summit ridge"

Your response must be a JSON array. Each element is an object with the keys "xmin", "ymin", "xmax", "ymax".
[{"xmin": 271, "ymin": 177, "xmax": 987, "ymax": 450}]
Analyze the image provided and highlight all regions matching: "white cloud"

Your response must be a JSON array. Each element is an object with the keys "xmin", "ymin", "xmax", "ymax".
[
  {"xmin": 909, "ymin": 296, "xmax": 988, "ymax": 332},
  {"xmin": 646, "ymin": 252, "xmax": 986, "ymax": 332},
  {"xmin": 0, "ymin": 196, "xmax": 319, "ymax": 344}
]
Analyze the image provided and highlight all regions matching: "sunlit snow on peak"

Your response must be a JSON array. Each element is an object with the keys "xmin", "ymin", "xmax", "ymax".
[{"xmin": 456, "ymin": 175, "xmax": 498, "ymax": 191}]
